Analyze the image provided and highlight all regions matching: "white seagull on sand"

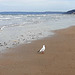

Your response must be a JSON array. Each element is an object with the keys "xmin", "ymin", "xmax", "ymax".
[{"xmin": 38, "ymin": 45, "xmax": 45, "ymax": 54}]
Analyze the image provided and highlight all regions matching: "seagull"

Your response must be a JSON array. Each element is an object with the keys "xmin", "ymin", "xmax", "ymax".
[{"xmin": 38, "ymin": 45, "xmax": 45, "ymax": 54}]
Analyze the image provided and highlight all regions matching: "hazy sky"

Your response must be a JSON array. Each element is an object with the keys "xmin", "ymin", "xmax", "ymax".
[{"xmin": 0, "ymin": 0, "xmax": 75, "ymax": 12}]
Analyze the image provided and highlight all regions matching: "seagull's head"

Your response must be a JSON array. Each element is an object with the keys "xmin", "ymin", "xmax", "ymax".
[{"xmin": 43, "ymin": 45, "xmax": 45, "ymax": 47}]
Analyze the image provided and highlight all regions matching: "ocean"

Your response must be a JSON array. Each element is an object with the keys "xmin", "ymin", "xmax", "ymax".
[{"xmin": 0, "ymin": 13, "xmax": 75, "ymax": 52}]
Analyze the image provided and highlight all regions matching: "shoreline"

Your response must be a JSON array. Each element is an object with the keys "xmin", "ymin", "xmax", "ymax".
[
  {"xmin": 3, "ymin": 26, "xmax": 73, "ymax": 53},
  {"xmin": 0, "ymin": 26, "xmax": 75, "ymax": 75}
]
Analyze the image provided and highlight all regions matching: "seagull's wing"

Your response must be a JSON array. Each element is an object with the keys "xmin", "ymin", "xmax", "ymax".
[{"xmin": 39, "ymin": 48, "xmax": 43, "ymax": 52}]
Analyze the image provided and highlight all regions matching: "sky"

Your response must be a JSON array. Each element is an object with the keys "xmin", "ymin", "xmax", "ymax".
[{"xmin": 0, "ymin": 0, "xmax": 75, "ymax": 12}]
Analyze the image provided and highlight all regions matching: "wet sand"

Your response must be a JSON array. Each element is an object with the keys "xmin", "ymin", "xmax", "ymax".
[{"xmin": 0, "ymin": 26, "xmax": 75, "ymax": 75}]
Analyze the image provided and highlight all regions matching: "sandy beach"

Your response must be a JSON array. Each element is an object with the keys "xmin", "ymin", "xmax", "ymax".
[{"xmin": 0, "ymin": 26, "xmax": 75, "ymax": 75}]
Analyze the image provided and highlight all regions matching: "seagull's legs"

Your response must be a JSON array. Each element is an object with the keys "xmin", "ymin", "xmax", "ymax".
[{"xmin": 41, "ymin": 51, "xmax": 44, "ymax": 54}]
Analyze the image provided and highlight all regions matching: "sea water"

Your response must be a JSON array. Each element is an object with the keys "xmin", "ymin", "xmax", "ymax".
[{"xmin": 0, "ymin": 14, "xmax": 75, "ymax": 51}]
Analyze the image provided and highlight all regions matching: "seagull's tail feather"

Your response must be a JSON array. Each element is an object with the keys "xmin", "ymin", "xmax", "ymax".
[{"xmin": 37, "ymin": 50, "xmax": 40, "ymax": 53}]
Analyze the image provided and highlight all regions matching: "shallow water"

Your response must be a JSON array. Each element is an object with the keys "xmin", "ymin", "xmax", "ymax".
[{"xmin": 0, "ymin": 14, "xmax": 75, "ymax": 51}]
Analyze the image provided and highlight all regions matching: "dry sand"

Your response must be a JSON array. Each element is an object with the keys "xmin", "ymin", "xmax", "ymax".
[{"xmin": 0, "ymin": 26, "xmax": 75, "ymax": 75}]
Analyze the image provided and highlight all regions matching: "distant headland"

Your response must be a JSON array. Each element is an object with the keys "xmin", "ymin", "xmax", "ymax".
[
  {"xmin": 65, "ymin": 9, "xmax": 75, "ymax": 14},
  {"xmin": 0, "ymin": 9, "xmax": 75, "ymax": 15}
]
